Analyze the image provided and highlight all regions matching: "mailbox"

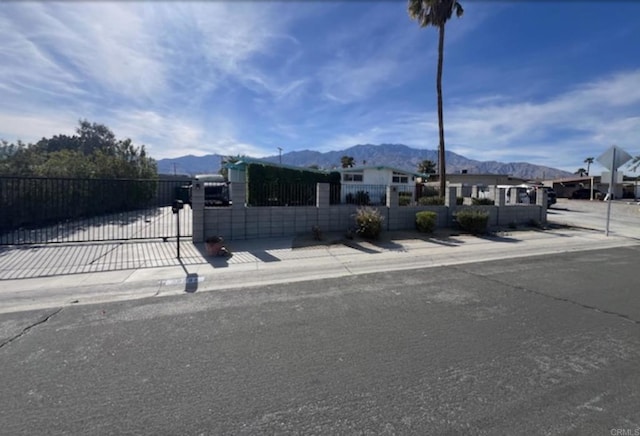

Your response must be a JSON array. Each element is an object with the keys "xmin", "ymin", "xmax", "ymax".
[{"xmin": 172, "ymin": 199, "xmax": 184, "ymax": 214}]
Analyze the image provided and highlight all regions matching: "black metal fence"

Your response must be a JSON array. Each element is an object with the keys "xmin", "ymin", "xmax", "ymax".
[
  {"xmin": 244, "ymin": 183, "xmax": 418, "ymax": 207},
  {"xmin": 0, "ymin": 176, "xmax": 192, "ymax": 245}
]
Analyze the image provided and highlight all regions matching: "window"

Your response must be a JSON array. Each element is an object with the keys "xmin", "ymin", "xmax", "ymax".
[
  {"xmin": 343, "ymin": 173, "xmax": 363, "ymax": 182},
  {"xmin": 392, "ymin": 172, "xmax": 409, "ymax": 184}
]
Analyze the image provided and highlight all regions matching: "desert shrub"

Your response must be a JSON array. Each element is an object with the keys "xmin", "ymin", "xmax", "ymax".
[
  {"xmin": 418, "ymin": 196, "xmax": 444, "ymax": 206},
  {"xmin": 346, "ymin": 190, "xmax": 370, "ymax": 205},
  {"xmin": 420, "ymin": 186, "xmax": 439, "ymax": 197},
  {"xmin": 455, "ymin": 209, "xmax": 489, "ymax": 235},
  {"xmin": 399, "ymin": 192, "xmax": 412, "ymax": 206},
  {"xmin": 416, "ymin": 211, "xmax": 437, "ymax": 233},
  {"xmin": 355, "ymin": 206, "xmax": 384, "ymax": 239},
  {"xmin": 399, "ymin": 197, "xmax": 411, "ymax": 206},
  {"xmin": 472, "ymin": 198, "xmax": 495, "ymax": 205}
]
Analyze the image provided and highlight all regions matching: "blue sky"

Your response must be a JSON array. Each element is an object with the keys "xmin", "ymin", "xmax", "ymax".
[{"xmin": 1, "ymin": 1, "xmax": 639, "ymax": 174}]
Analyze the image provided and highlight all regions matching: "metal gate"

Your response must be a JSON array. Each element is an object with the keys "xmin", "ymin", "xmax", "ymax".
[{"xmin": 0, "ymin": 176, "xmax": 193, "ymax": 245}]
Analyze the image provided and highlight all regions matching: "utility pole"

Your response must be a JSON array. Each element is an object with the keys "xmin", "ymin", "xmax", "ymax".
[{"xmin": 278, "ymin": 147, "xmax": 283, "ymax": 164}]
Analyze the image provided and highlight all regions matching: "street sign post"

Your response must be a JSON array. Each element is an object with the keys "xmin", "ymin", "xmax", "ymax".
[{"xmin": 596, "ymin": 145, "xmax": 633, "ymax": 236}]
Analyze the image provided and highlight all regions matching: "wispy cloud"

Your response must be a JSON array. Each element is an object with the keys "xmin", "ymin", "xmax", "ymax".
[
  {"xmin": 0, "ymin": 1, "xmax": 638, "ymax": 174},
  {"xmin": 309, "ymin": 69, "xmax": 640, "ymax": 171}
]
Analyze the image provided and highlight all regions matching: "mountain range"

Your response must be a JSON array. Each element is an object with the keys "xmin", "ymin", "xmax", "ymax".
[{"xmin": 157, "ymin": 144, "xmax": 572, "ymax": 180}]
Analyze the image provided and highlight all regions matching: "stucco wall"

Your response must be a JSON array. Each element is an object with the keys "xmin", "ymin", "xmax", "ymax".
[{"xmin": 193, "ymin": 182, "xmax": 546, "ymax": 242}]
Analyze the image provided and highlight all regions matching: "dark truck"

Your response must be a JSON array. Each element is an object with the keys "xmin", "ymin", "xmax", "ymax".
[
  {"xmin": 174, "ymin": 174, "xmax": 231, "ymax": 207},
  {"xmin": 198, "ymin": 174, "xmax": 230, "ymax": 207}
]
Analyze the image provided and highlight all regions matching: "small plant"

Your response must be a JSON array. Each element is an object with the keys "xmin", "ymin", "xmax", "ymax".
[
  {"xmin": 456, "ymin": 196, "xmax": 464, "ymax": 205},
  {"xmin": 205, "ymin": 236, "xmax": 229, "ymax": 256},
  {"xmin": 354, "ymin": 206, "xmax": 384, "ymax": 239},
  {"xmin": 455, "ymin": 209, "xmax": 489, "ymax": 235},
  {"xmin": 399, "ymin": 192, "xmax": 412, "ymax": 206},
  {"xmin": 421, "ymin": 186, "xmax": 439, "ymax": 197},
  {"xmin": 472, "ymin": 198, "xmax": 495, "ymax": 205},
  {"xmin": 416, "ymin": 211, "xmax": 437, "ymax": 233},
  {"xmin": 346, "ymin": 190, "xmax": 370, "ymax": 205},
  {"xmin": 418, "ymin": 196, "xmax": 444, "ymax": 206}
]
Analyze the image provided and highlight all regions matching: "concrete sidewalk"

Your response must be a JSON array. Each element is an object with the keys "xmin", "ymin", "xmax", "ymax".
[{"xmin": 1, "ymin": 225, "xmax": 638, "ymax": 314}]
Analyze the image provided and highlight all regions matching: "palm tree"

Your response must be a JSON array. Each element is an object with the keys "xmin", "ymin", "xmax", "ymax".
[
  {"xmin": 417, "ymin": 159, "xmax": 436, "ymax": 174},
  {"xmin": 341, "ymin": 155, "xmax": 355, "ymax": 168},
  {"xmin": 584, "ymin": 157, "xmax": 594, "ymax": 176},
  {"xmin": 408, "ymin": 0, "xmax": 464, "ymax": 197},
  {"xmin": 574, "ymin": 168, "xmax": 587, "ymax": 177}
]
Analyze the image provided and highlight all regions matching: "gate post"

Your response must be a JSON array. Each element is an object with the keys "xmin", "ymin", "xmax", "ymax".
[{"xmin": 192, "ymin": 177, "xmax": 205, "ymax": 243}]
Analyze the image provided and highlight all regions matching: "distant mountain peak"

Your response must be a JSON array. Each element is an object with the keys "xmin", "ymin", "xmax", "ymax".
[{"xmin": 156, "ymin": 144, "xmax": 572, "ymax": 180}]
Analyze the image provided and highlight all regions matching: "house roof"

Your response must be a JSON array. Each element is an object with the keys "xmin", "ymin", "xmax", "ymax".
[
  {"xmin": 337, "ymin": 165, "xmax": 422, "ymax": 177},
  {"xmin": 547, "ymin": 176, "xmax": 599, "ymax": 184},
  {"xmin": 429, "ymin": 173, "xmax": 527, "ymax": 183}
]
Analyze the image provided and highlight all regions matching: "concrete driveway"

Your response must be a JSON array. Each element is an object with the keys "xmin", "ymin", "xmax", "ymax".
[{"xmin": 548, "ymin": 198, "xmax": 640, "ymax": 239}]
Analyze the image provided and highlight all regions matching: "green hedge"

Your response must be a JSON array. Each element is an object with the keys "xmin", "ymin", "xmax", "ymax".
[
  {"xmin": 246, "ymin": 164, "xmax": 340, "ymax": 206},
  {"xmin": 455, "ymin": 209, "xmax": 489, "ymax": 235},
  {"xmin": 472, "ymin": 198, "xmax": 495, "ymax": 205},
  {"xmin": 418, "ymin": 196, "xmax": 444, "ymax": 206}
]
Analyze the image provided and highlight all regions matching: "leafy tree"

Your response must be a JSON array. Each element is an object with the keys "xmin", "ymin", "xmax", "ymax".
[
  {"xmin": 408, "ymin": 0, "xmax": 464, "ymax": 197},
  {"xmin": 37, "ymin": 149, "xmax": 95, "ymax": 178},
  {"xmin": 0, "ymin": 140, "xmax": 45, "ymax": 176},
  {"xmin": 35, "ymin": 134, "xmax": 79, "ymax": 154},
  {"xmin": 341, "ymin": 155, "xmax": 355, "ymax": 168},
  {"xmin": 584, "ymin": 157, "xmax": 594, "ymax": 176},
  {"xmin": 219, "ymin": 155, "xmax": 243, "ymax": 179},
  {"xmin": 417, "ymin": 159, "xmax": 436, "ymax": 174},
  {"xmin": 77, "ymin": 120, "xmax": 117, "ymax": 156},
  {"xmin": 574, "ymin": 168, "xmax": 587, "ymax": 177},
  {"xmin": 0, "ymin": 120, "xmax": 156, "ymax": 178}
]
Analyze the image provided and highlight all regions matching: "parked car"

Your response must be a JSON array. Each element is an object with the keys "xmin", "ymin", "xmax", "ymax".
[{"xmin": 571, "ymin": 188, "xmax": 601, "ymax": 200}]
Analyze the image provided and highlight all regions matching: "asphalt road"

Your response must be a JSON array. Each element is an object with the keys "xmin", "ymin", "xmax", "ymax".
[{"xmin": 1, "ymin": 246, "xmax": 639, "ymax": 435}]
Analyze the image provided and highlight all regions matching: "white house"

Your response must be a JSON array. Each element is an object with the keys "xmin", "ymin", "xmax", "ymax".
[{"xmin": 338, "ymin": 166, "xmax": 420, "ymax": 205}]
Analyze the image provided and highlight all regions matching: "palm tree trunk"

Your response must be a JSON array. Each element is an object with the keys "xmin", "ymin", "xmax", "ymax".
[{"xmin": 437, "ymin": 23, "xmax": 446, "ymax": 198}]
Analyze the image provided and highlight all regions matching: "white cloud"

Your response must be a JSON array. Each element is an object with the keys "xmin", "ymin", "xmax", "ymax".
[
  {"xmin": 1, "ymin": 1, "xmax": 638, "ymax": 176},
  {"xmin": 0, "ymin": 112, "xmax": 78, "ymax": 142},
  {"xmin": 441, "ymin": 69, "xmax": 640, "ymax": 164}
]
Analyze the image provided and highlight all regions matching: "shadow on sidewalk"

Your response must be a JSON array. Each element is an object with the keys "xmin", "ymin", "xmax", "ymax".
[
  {"xmin": 0, "ymin": 240, "xmax": 208, "ymax": 280},
  {"xmin": 178, "ymin": 260, "xmax": 200, "ymax": 293}
]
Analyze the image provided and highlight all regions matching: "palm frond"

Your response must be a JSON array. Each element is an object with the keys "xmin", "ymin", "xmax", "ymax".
[
  {"xmin": 407, "ymin": 0, "xmax": 464, "ymax": 27},
  {"xmin": 454, "ymin": 2, "xmax": 464, "ymax": 18}
]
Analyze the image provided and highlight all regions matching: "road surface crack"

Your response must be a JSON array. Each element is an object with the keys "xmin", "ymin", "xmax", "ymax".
[
  {"xmin": 0, "ymin": 307, "xmax": 63, "ymax": 349},
  {"xmin": 458, "ymin": 268, "xmax": 640, "ymax": 325}
]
